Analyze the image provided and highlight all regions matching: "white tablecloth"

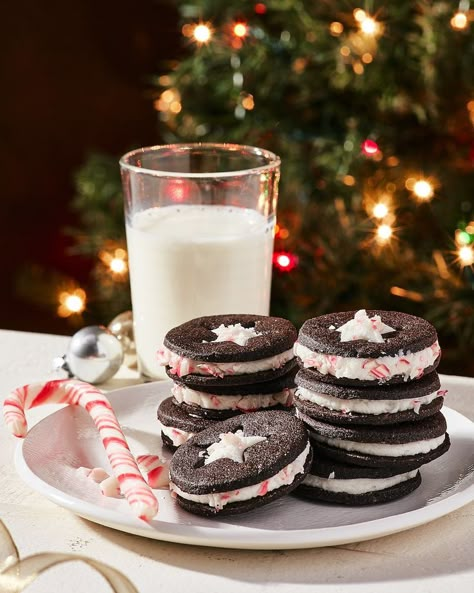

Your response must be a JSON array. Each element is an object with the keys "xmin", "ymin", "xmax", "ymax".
[{"xmin": 0, "ymin": 329, "xmax": 473, "ymax": 593}]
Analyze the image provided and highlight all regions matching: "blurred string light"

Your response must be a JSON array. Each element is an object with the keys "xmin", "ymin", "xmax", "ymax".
[
  {"xmin": 354, "ymin": 9, "xmax": 382, "ymax": 36},
  {"xmin": 405, "ymin": 177, "xmax": 435, "ymax": 201},
  {"xmin": 361, "ymin": 139, "xmax": 380, "ymax": 156},
  {"xmin": 376, "ymin": 223, "xmax": 393, "ymax": 243},
  {"xmin": 154, "ymin": 88, "xmax": 181, "ymax": 115},
  {"xmin": 241, "ymin": 92, "xmax": 255, "ymax": 110},
  {"xmin": 273, "ymin": 251, "xmax": 298, "ymax": 272},
  {"xmin": 450, "ymin": 12, "xmax": 469, "ymax": 30},
  {"xmin": 57, "ymin": 288, "xmax": 86, "ymax": 318},
  {"xmin": 373, "ymin": 202, "xmax": 389, "ymax": 219},
  {"xmin": 455, "ymin": 228, "xmax": 472, "ymax": 246},
  {"xmin": 99, "ymin": 248, "xmax": 128, "ymax": 277},
  {"xmin": 458, "ymin": 245, "xmax": 474, "ymax": 266},
  {"xmin": 390, "ymin": 286, "xmax": 424, "ymax": 302},
  {"xmin": 329, "ymin": 21, "xmax": 344, "ymax": 36},
  {"xmin": 233, "ymin": 22, "xmax": 248, "ymax": 38},
  {"xmin": 274, "ymin": 223, "xmax": 290, "ymax": 239},
  {"xmin": 192, "ymin": 22, "xmax": 213, "ymax": 44}
]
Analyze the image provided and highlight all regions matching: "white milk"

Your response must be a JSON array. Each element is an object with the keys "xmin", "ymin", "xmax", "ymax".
[{"xmin": 126, "ymin": 205, "xmax": 275, "ymax": 379}]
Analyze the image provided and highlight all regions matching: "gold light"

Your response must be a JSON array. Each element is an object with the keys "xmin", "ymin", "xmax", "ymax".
[
  {"xmin": 57, "ymin": 288, "xmax": 86, "ymax": 318},
  {"xmin": 413, "ymin": 179, "xmax": 434, "ymax": 201},
  {"xmin": 373, "ymin": 202, "xmax": 389, "ymax": 219},
  {"xmin": 192, "ymin": 23, "xmax": 212, "ymax": 44},
  {"xmin": 450, "ymin": 12, "xmax": 468, "ymax": 30},
  {"xmin": 360, "ymin": 17, "xmax": 378, "ymax": 35},
  {"xmin": 376, "ymin": 223, "xmax": 393, "ymax": 242},
  {"xmin": 353, "ymin": 9, "xmax": 367, "ymax": 22},
  {"xmin": 233, "ymin": 22, "xmax": 248, "ymax": 38},
  {"xmin": 330, "ymin": 22, "xmax": 344, "ymax": 36},
  {"xmin": 241, "ymin": 94, "xmax": 255, "ymax": 110},
  {"xmin": 390, "ymin": 286, "xmax": 424, "ymax": 302},
  {"xmin": 362, "ymin": 52, "xmax": 373, "ymax": 64},
  {"xmin": 154, "ymin": 88, "xmax": 181, "ymax": 114},
  {"xmin": 458, "ymin": 245, "xmax": 474, "ymax": 266},
  {"xmin": 100, "ymin": 248, "xmax": 128, "ymax": 276}
]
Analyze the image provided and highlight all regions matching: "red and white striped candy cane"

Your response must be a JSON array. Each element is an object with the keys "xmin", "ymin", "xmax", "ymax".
[
  {"xmin": 3, "ymin": 379, "xmax": 158, "ymax": 521},
  {"xmin": 136, "ymin": 454, "xmax": 169, "ymax": 489}
]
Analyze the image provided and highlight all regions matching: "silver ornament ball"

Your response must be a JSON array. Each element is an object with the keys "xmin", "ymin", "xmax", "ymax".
[
  {"xmin": 108, "ymin": 310, "xmax": 136, "ymax": 369},
  {"xmin": 66, "ymin": 325, "xmax": 124, "ymax": 384}
]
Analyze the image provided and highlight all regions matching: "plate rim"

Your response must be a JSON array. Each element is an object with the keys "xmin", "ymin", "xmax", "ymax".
[{"xmin": 14, "ymin": 380, "xmax": 474, "ymax": 550}]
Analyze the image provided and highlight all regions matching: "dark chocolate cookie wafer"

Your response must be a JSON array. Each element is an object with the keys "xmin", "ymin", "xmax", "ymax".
[
  {"xmin": 157, "ymin": 397, "xmax": 214, "ymax": 450},
  {"xmin": 298, "ymin": 410, "xmax": 450, "ymax": 469},
  {"xmin": 171, "ymin": 370, "xmax": 296, "ymax": 419},
  {"xmin": 169, "ymin": 410, "xmax": 312, "ymax": 516},
  {"xmin": 294, "ymin": 309, "xmax": 441, "ymax": 386},
  {"xmin": 295, "ymin": 370, "xmax": 445, "ymax": 425},
  {"xmin": 295, "ymin": 453, "xmax": 422, "ymax": 505},
  {"xmin": 158, "ymin": 314, "xmax": 297, "ymax": 387}
]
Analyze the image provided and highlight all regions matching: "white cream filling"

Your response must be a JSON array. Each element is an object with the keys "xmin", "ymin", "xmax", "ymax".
[
  {"xmin": 296, "ymin": 386, "xmax": 442, "ymax": 415},
  {"xmin": 171, "ymin": 383, "xmax": 294, "ymax": 411},
  {"xmin": 303, "ymin": 469, "xmax": 418, "ymax": 494},
  {"xmin": 309, "ymin": 430, "xmax": 445, "ymax": 457},
  {"xmin": 158, "ymin": 346, "xmax": 295, "ymax": 378},
  {"xmin": 160, "ymin": 424, "xmax": 193, "ymax": 447},
  {"xmin": 294, "ymin": 341, "xmax": 440, "ymax": 381},
  {"xmin": 169, "ymin": 442, "xmax": 311, "ymax": 509}
]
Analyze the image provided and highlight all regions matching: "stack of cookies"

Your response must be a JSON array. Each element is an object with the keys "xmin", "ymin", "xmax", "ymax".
[
  {"xmin": 292, "ymin": 309, "xmax": 450, "ymax": 505},
  {"xmin": 156, "ymin": 314, "xmax": 298, "ymax": 449}
]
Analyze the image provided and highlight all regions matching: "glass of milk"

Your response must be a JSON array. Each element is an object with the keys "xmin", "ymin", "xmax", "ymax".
[{"xmin": 119, "ymin": 143, "xmax": 281, "ymax": 380}]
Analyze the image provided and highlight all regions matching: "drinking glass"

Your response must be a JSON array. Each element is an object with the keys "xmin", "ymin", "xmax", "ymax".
[{"xmin": 120, "ymin": 143, "xmax": 280, "ymax": 380}]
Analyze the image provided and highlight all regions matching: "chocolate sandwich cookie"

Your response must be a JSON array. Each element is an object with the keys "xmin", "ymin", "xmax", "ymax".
[
  {"xmin": 157, "ymin": 314, "xmax": 297, "ymax": 387},
  {"xmin": 294, "ymin": 309, "xmax": 441, "ymax": 386},
  {"xmin": 157, "ymin": 397, "xmax": 214, "ymax": 450},
  {"xmin": 169, "ymin": 410, "xmax": 312, "ymax": 516},
  {"xmin": 295, "ymin": 454, "xmax": 422, "ymax": 505},
  {"xmin": 294, "ymin": 369, "xmax": 446, "ymax": 425},
  {"xmin": 170, "ymin": 370, "xmax": 296, "ymax": 419},
  {"xmin": 298, "ymin": 411, "xmax": 450, "ymax": 469}
]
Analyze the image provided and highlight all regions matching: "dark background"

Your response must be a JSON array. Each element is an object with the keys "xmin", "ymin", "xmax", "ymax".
[{"xmin": 0, "ymin": 0, "xmax": 180, "ymax": 334}]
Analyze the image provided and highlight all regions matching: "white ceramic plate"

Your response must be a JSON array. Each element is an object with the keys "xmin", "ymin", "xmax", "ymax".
[{"xmin": 15, "ymin": 381, "xmax": 474, "ymax": 550}]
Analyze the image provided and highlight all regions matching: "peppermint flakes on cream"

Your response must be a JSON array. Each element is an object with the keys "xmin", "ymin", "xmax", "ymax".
[
  {"xmin": 209, "ymin": 323, "xmax": 261, "ymax": 346},
  {"xmin": 335, "ymin": 309, "xmax": 395, "ymax": 343},
  {"xmin": 203, "ymin": 430, "xmax": 266, "ymax": 465}
]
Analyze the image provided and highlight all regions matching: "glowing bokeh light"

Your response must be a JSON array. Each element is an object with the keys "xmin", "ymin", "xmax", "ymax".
[
  {"xmin": 458, "ymin": 245, "xmax": 474, "ymax": 266},
  {"xmin": 193, "ymin": 23, "xmax": 212, "ymax": 44},
  {"xmin": 413, "ymin": 179, "xmax": 434, "ymax": 200},
  {"xmin": 373, "ymin": 203, "xmax": 389, "ymax": 219},
  {"xmin": 376, "ymin": 224, "xmax": 393, "ymax": 241}
]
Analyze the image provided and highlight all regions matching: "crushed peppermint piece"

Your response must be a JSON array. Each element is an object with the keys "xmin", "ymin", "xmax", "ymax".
[
  {"xmin": 203, "ymin": 430, "xmax": 267, "ymax": 465},
  {"xmin": 336, "ymin": 309, "xmax": 395, "ymax": 343},
  {"xmin": 328, "ymin": 472, "xmax": 335, "ymax": 479},
  {"xmin": 205, "ymin": 323, "xmax": 261, "ymax": 346},
  {"xmin": 329, "ymin": 325, "xmax": 336, "ymax": 330}
]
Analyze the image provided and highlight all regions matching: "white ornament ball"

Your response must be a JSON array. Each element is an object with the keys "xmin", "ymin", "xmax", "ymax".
[{"xmin": 66, "ymin": 325, "xmax": 124, "ymax": 384}]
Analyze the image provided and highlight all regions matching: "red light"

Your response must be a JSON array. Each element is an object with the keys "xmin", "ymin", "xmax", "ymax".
[
  {"xmin": 273, "ymin": 251, "xmax": 298, "ymax": 272},
  {"xmin": 255, "ymin": 3, "xmax": 267, "ymax": 14},
  {"xmin": 167, "ymin": 179, "xmax": 189, "ymax": 202},
  {"xmin": 361, "ymin": 139, "xmax": 379, "ymax": 156}
]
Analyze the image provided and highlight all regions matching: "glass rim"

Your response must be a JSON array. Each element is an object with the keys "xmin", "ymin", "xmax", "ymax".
[{"xmin": 119, "ymin": 142, "xmax": 281, "ymax": 179}]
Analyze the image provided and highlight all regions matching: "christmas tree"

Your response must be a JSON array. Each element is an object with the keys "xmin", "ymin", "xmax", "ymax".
[{"xmin": 63, "ymin": 1, "xmax": 474, "ymax": 373}]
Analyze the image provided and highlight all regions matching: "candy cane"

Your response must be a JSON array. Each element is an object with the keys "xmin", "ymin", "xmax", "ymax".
[
  {"xmin": 136, "ymin": 455, "xmax": 169, "ymax": 489},
  {"xmin": 3, "ymin": 379, "xmax": 158, "ymax": 521}
]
